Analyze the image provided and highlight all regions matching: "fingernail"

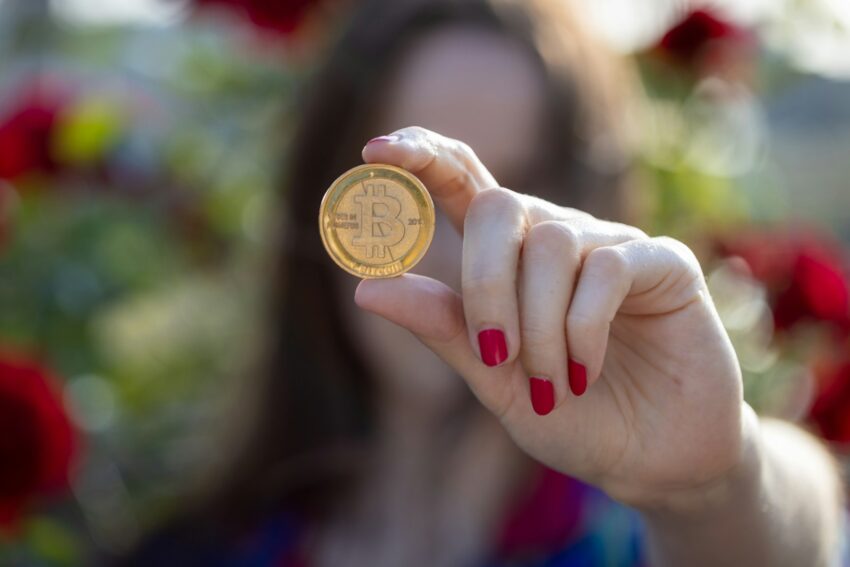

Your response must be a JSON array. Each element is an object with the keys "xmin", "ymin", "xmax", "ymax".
[
  {"xmin": 529, "ymin": 377, "xmax": 555, "ymax": 416},
  {"xmin": 478, "ymin": 329, "xmax": 508, "ymax": 367},
  {"xmin": 568, "ymin": 358, "xmax": 587, "ymax": 396},
  {"xmin": 366, "ymin": 135, "xmax": 399, "ymax": 145}
]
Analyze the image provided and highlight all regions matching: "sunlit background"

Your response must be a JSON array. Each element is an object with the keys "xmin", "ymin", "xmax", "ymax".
[{"xmin": 0, "ymin": 0, "xmax": 848, "ymax": 564}]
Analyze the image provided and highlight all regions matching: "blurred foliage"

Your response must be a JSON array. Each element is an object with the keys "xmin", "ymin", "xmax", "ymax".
[
  {"xmin": 0, "ymin": 1, "xmax": 847, "ymax": 564},
  {"xmin": 632, "ymin": 8, "xmax": 850, "ymax": 438},
  {"xmin": 0, "ymin": 2, "xmax": 300, "ymax": 561}
]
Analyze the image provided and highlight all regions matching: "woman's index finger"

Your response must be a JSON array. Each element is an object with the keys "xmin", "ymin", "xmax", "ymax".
[{"xmin": 361, "ymin": 126, "xmax": 498, "ymax": 235}]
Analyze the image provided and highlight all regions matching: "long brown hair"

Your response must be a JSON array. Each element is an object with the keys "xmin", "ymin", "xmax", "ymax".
[{"xmin": 202, "ymin": 0, "xmax": 633, "ymax": 529}]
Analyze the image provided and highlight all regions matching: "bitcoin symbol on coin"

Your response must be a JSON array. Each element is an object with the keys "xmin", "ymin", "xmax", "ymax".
[
  {"xmin": 319, "ymin": 164, "xmax": 435, "ymax": 279},
  {"xmin": 352, "ymin": 183, "xmax": 405, "ymax": 258}
]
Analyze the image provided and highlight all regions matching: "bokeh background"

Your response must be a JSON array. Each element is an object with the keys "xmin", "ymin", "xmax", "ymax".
[{"xmin": 0, "ymin": 0, "xmax": 848, "ymax": 564}]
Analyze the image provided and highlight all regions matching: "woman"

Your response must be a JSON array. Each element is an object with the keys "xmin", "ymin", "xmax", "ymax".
[{"xmin": 122, "ymin": 0, "xmax": 844, "ymax": 565}]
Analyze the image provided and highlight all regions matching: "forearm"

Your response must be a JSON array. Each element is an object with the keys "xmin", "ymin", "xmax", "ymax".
[{"xmin": 639, "ymin": 404, "xmax": 844, "ymax": 567}]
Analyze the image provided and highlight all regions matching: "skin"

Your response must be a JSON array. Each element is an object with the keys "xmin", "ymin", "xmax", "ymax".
[{"xmin": 327, "ymin": 27, "xmax": 844, "ymax": 567}]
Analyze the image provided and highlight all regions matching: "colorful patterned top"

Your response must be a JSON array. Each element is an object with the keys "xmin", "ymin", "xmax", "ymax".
[{"xmin": 125, "ymin": 467, "xmax": 648, "ymax": 566}]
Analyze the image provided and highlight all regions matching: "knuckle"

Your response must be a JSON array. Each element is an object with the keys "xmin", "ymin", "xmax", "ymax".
[
  {"xmin": 451, "ymin": 139, "xmax": 476, "ymax": 162},
  {"xmin": 524, "ymin": 221, "xmax": 580, "ymax": 260},
  {"xmin": 654, "ymin": 236, "xmax": 702, "ymax": 276},
  {"xmin": 586, "ymin": 245, "xmax": 629, "ymax": 278},
  {"xmin": 467, "ymin": 187, "xmax": 522, "ymax": 220}
]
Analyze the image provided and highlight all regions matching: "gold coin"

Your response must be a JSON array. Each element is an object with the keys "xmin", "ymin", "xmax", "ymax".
[{"xmin": 319, "ymin": 164, "xmax": 435, "ymax": 278}]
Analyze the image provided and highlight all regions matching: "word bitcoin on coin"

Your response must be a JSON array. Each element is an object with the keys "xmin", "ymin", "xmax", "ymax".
[{"xmin": 319, "ymin": 164, "xmax": 435, "ymax": 278}]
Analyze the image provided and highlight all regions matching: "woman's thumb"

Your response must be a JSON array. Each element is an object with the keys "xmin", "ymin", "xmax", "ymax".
[{"xmin": 353, "ymin": 273, "xmax": 465, "ymax": 343}]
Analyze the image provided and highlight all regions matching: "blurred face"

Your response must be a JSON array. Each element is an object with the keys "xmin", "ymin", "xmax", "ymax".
[{"xmin": 336, "ymin": 25, "xmax": 547, "ymax": 408}]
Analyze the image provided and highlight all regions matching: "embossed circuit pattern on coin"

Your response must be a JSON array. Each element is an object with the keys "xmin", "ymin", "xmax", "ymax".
[{"xmin": 319, "ymin": 164, "xmax": 435, "ymax": 278}]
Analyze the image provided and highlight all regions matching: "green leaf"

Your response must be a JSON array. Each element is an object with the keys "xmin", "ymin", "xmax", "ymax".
[{"xmin": 24, "ymin": 516, "xmax": 82, "ymax": 567}]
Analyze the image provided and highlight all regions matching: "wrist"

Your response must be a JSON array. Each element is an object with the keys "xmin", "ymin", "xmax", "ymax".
[{"xmin": 632, "ymin": 403, "xmax": 764, "ymax": 520}]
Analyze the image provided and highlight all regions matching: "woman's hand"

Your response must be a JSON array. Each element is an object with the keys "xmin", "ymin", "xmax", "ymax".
[{"xmin": 355, "ymin": 127, "xmax": 747, "ymax": 511}]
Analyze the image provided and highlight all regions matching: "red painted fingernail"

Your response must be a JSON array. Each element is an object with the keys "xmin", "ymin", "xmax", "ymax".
[
  {"xmin": 478, "ymin": 329, "xmax": 508, "ymax": 367},
  {"xmin": 366, "ymin": 135, "xmax": 399, "ymax": 145},
  {"xmin": 568, "ymin": 358, "xmax": 587, "ymax": 396},
  {"xmin": 529, "ymin": 377, "xmax": 555, "ymax": 416}
]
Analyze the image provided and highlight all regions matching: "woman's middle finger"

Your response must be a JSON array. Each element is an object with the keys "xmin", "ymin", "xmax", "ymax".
[
  {"xmin": 519, "ymin": 220, "xmax": 582, "ymax": 415},
  {"xmin": 515, "ymin": 216, "xmax": 648, "ymax": 415}
]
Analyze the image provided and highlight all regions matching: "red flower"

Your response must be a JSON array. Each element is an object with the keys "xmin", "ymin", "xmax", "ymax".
[
  {"xmin": 773, "ymin": 247, "xmax": 850, "ymax": 333},
  {"xmin": 0, "ymin": 354, "xmax": 76, "ymax": 530},
  {"xmin": 193, "ymin": 0, "xmax": 322, "ymax": 34},
  {"xmin": 808, "ymin": 354, "xmax": 850, "ymax": 443},
  {"xmin": 656, "ymin": 8, "xmax": 755, "ymax": 76},
  {"xmin": 718, "ymin": 229, "xmax": 850, "ymax": 336},
  {"xmin": 0, "ymin": 80, "xmax": 69, "ymax": 181}
]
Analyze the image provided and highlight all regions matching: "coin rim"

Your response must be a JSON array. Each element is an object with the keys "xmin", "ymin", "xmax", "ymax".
[{"xmin": 318, "ymin": 163, "xmax": 436, "ymax": 279}]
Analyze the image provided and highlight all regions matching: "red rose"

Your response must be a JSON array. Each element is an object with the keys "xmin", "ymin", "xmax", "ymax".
[
  {"xmin": 0, "ymin": 354, "xmax": 76, "ymax": 530},
  {"xmin": 656, "ymin": 8, "xmax": 756, "ymax": 77},
  {"xmin": 193, "ymin": 0, "xmax": 322, "ymax": 34},
  {"xmin": 808, "ymin": 354, "xmax": 850, "ymax": 443},
  {"xmin": 773, "ymin": 247, "xmax": 850, "ymax": 334},
  {"xmin": 718, "ymin": 229, "xmax": 850, "ymax": 336},
  {"xmin": 0, "ymin": 80, "xmax": 68, "ymax": 181}
]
